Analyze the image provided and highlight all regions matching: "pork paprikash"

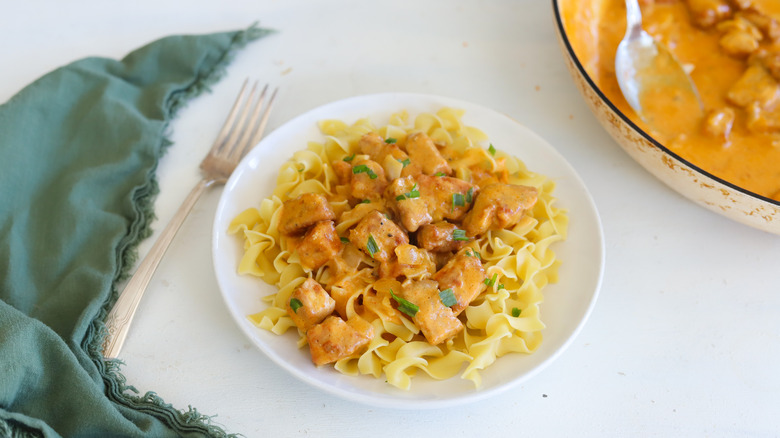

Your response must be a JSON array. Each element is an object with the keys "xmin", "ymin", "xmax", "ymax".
[
  {"xmin": 562, "ymin": 0, "xmax": 780, "ymax": 200},
  {"xmin": 277, "ymin": 131, "xmax": 538, "ymax": 366}
]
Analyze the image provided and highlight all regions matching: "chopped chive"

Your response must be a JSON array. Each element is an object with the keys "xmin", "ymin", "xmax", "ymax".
[
  {"xmin": 435, "ymin": 172, "xmax": 446, "ymax": 177},
  {"xmin": 340, "ymin": 237, "xmax": 350, "ymax": 244},
  {"xmin": 390, "ymin": 289, "xmax": 419, "ymax": 317},
  {"xmin": 352, "ymin": 164, "xmax": 378, "ymax": 179},
  {"xmin": 366, "ymin": 234, "xmax": 379, "ymax": 259},
  {"xmin": 407, "ymin": 184, "xmax": 420, "ymax": 198},
  {"xmin": 497, "ymin": 284, "xmax": 505, "ymax": 290},
  {"xmin": 397, "ymin": 157, "xmax": 411, "ymax": 168},
  {"xmin": 466, "ymin": 187, "xmax": 473, "ymax": 203},
  {"xmin": 483, "ymin": 273, "xmax": 498, "ymax": 287},
  {"xmin": 396, "ymin": 184, "xmax": 420, "ymax": 201},
  {"xmin": 439, "ymin": 288, "xmax": 457, "ymax": 307},
  {"xmin": 452, "ymin": 229, "xmax": 469, "ymax": 241},
  {"xmin": 343, "ymin": 154, "xmax": 355, "ymax": 162},
  {"xmin": 385, "ymin": 137, "xmax": 397, "ymax": 144},
  {"xmin": 452, "ymin": 193, "xmax": 465, "ymax": 211},
  {"xmin": 488, "ymin": 144, "xmax": 496, "ymax": 156},
  {"xmin": 359, "ymin": 199, "xmax": 371, "ymax": 204},
  {"xmin": 290, "ymin": 298, "xmax": 303, "ymax": 313},
  {"xmin": 453, "ymin": 193, "xmax": 465, "ymax": 206},
  {"xmin": 511, "ymin": 307, "xmax": 521, "ymax": 317}
]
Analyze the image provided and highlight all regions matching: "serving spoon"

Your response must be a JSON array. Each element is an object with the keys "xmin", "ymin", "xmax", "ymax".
[{"xmin": 615, "ymin": 0, "xmax": 704, "ymax": 140}]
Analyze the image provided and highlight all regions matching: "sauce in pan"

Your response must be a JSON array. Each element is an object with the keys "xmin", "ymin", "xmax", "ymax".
[{"xmin": 562, "ymin": 0, "xmax": 780, "ymax": 201}]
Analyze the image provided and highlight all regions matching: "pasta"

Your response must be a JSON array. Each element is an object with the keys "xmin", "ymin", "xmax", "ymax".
[{"xmin": 229, "ymin": 108, "xmax": 568, "ymax": 389}]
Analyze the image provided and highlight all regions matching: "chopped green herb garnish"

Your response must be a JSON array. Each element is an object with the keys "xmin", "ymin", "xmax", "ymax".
[
  {"xmin": 435, "ymin": 172, "xmax": 447, "ymax": 177},
  {"xmin": 466, "ymin": 187, "xmax": 473, "ymax": 203},
  {"xmin": 352, "ymin": 164, "xmax": 378, "ymax": 179},
  {"xmin": 439, "ymin": 288, "xmax": 457, "ymax": 307},
  {"xmin": 451, "ymin": 193, "xmax": 465, "ymax": 211},
  {"xmin": 343, "ymin": 154, "xmax": 355, "ymax": 162},
  {"xmin": 407, "ymin": 184, "xmax": 420, "ymax": 198},
  {"xmin": 488, "ymin": 144, "xmax": 496, "ymax": 156},
  {"xmin": 453, "ymin": 193, "xmax": 465, "ymax": 206},
  {"xmin": 359, "ymin": 199, "xmax": 371, "ymax": 204},
  {"xmin": 511, "ymin": 307, "xmax": 521, "ymax": 317},
  {"xmin": 397, "ymin": 157, "xmax": 411, "ymax": 168},
  {"xmin": 483, "ymin": 273, "xmax": 498, "ymax": 287},
  {"xmin": 452, "ymin": 229, "xmax": 469, "ymax": 241},
  {"xmin": 385, "ymin": 137, "xmax": 397, "ymax": 144},
  {"xmin": 340, "ymin": 237, "xmax": 350, "ymax": 244},
  {"xmin": 390, "ymin": 289, "xmax": 419, "ymax": 317},
  {"xmin": 366, "ymin": 234, "xmax": 379, "ymax": 259},
  {"xmin": 395, "ymin": 184, "xmax": 420, "ymax": 201},
  {"xmin": 466, "ymin": 248, "xmax": 481, "ymax": 258},
  {"xmin": 289, "ymin": 298, "xmax": 303, "ymax": 313},
  {"xmin": 497, "ymin": 284, "xmax": 505, "ymax": 290}
]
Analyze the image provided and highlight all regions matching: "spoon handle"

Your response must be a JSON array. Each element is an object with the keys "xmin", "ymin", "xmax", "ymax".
[{"xmin": 624, "ymin": 0, "xmax": 643, "ymax": 36}]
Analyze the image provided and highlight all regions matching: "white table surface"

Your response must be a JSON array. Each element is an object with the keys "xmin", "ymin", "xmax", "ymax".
[{"xmin": 4, "ymin": 1, "xmax": 780, "ymax": 436}]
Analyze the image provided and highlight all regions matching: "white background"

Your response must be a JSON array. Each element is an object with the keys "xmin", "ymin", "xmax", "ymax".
[{"xmin": 2, "ymin": 1, "xmax": 779, "ymax": 436}]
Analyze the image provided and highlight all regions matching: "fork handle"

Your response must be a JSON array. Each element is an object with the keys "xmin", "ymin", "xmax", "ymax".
[{"xmin": 102, "ymin": 178, "xmax": 212, "ymax": 359}]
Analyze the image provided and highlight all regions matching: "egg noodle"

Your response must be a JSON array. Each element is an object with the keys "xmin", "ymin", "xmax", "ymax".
[{"xmin": 228, "ymin": 108, "xmax": 568, "ymax": 389}]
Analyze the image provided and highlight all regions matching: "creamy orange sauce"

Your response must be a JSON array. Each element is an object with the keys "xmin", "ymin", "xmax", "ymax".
[{"xmin": 562, "ymin": 0, "xmax": 780, "ymax": 201}]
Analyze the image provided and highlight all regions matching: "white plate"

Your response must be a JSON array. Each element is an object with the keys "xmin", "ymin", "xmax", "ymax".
[{"xmin": 211, "ymin": 93, "xmax": 604, "ymax": 409}]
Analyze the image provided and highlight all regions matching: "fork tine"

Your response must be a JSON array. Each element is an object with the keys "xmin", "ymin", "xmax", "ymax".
[
  {"xmin": 230, "ymin": 84, "xmax": 269, "ymax": 160},
  {"xmin": 229, "ymin": 86, "xmax": 278, "ymax": 161},
  {"xmin": 247, "ymin": 87, "xmax": 278, "ymax": 152},
  {"xmin": 211, "ymin": 79, "xmax": 250, "ymax": 154},
  {"xmin": 218, "ymin": 80, "xmax": 258, "ymax": 157}
]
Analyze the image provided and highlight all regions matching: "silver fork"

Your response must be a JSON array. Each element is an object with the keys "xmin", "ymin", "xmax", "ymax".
[{"xmin": 102, "ymin": 79, "xmax": 278, "ymax": 359}]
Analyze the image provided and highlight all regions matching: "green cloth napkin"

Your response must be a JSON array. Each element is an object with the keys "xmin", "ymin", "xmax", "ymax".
[{"xmin": 0, "ymin": 24, "xmax": 272, "ymax": 437}]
